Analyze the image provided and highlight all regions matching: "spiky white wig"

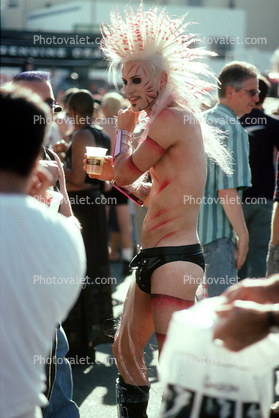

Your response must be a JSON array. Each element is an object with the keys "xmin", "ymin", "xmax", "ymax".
[
  {"xmin": 101, "ymin": 2, "xmax": 214, "ymax": 96},
  {"xmin": 101, "ymin": 2, "xmax": 232, "ymax": 174}
]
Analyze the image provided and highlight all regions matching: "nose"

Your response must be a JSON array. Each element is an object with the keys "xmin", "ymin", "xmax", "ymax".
[
  {"xmin": 125, "ymin": 81, "xmax": 135, "ymax": 96},
  {"xmin": 253, "ymin": 92, "xmax": 259, "ymax": 102}
]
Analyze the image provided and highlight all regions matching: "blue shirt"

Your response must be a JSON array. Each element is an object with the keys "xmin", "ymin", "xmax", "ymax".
[{"xmin": 198, "ymin": 103, "xmax": 251, "ymax": 245}]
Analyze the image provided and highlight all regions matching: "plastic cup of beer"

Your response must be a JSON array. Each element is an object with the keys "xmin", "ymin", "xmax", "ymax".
[{"xmin": 86, "ymin": 147, "xmax": 108, "ymax": 175}]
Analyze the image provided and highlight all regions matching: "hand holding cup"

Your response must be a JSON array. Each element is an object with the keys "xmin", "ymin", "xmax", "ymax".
[{"xmin": 83, "ymin": 153, "xmax": 114, "ymax": 182}]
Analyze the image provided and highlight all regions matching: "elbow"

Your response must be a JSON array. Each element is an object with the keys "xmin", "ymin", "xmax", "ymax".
[
  {"xmin": 218, "ymin": 189, "xmax": 226, "ymax": 198},
  {"xmin": 114, "ymin": 171, "xmax": 130, "ymax": 187},
  {"xmin": 114, "ymin": 155, "xmax": 142, "ymax": 186},
  {"xmin": 218, "ymin": 188, "xmax": 231, "ymax": 198}
]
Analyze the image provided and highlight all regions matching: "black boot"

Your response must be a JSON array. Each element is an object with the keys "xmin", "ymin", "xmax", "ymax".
[{"xmin": 116, "ymin": 375, "xmax": 150, "ymax": 418}]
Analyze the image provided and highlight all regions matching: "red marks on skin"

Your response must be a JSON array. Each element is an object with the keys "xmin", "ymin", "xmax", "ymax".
[
  {"xmin": 159, "ymin": 178, "xmax": 172, "ymax": 191},
  {"xmin": 150, "ymin": 167, "xmax": 158, "ymax": 183},
  {"xmin": 145, "ymin": 136, "xmax": 165, "ymax": 156},
  {"xmin": 151, "ymin": 294, "xmax": 194, "ymax": 310},
  {"xmin": 143, "ymin": 80, "xmax": 158, "ymax": 104},
  {"xmin": 147, "ymin": 215, "xmax": 180, "ymax": 233},
  {"xmin": 127, "ymin": 64, "xmax": 136, "ymax": 75},
  {"xmin": 152, "ymin": 295, "xmax": 194, "ymax": 352},
  {"xmin": 147, "ymin": 207, "xmax": 170, "ymax": 221},
  {"xmin": 153, "ymin": 178, "xmax": 173, "ymax": 198},
  {"xmin": 114, "ymin": 154, "xmax": 144, "ymax": 180},
  {"xmin": 154, "ymin": 230, "xmax": 180, "ymax": 247},
  {"xmin": 122, "ymin": 61, "xmax": 159, "ymax": 111}
]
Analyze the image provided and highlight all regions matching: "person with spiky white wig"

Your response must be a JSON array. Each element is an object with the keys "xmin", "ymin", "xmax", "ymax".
[{"xmin": 84, "ymin": 2, "xmax": 232, "ymax": 417}]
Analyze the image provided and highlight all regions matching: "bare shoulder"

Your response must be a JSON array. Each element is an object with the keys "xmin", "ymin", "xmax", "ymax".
[
  {"xmin": 149, "ymin": 106, "xmax": 201, "ymax": 148},
  {"xmin": 72, "ymin": 128, "xmax": 96, "ymax": 148}
]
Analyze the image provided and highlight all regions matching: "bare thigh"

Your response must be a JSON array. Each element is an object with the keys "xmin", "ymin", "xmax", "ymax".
[
  {"xmin": 151, "ymin": 260, "xmax": 203, "ymax": 336},
  {"xmin": 113, "ymin": 277, "xmax": 155, "ymax": 385}
]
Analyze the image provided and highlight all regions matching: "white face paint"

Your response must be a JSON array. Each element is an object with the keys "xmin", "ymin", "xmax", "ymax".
[{"xmin": 122, "ymin": 60, "xmax": 159, "ymax": 113}]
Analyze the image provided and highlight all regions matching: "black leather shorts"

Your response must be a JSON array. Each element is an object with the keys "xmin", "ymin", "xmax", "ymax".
[{"xmin": 130, "ymin": 244, "xmax": 205, "ymax": 294}]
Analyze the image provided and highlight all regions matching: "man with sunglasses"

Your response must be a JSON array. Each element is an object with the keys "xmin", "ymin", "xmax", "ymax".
[
  {"xmin": 12, "ymin": 71, "xmax": 72, "ymax": 218},
  {"xmin": 13, "ymin": 71, "xmax": 62, "ymax": 111},
  {"xmin": 198, "ymin": 61, "xmax": 259, "ymax": 298}
]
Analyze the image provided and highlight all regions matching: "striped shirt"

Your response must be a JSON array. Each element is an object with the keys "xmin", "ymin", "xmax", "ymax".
[{"xmin": 198, "ymin": 103, "xmax": 251, "ymax": 245}]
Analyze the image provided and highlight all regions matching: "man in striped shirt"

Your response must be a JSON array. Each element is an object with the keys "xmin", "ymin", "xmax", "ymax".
[{"xmin": 198, "ymin": 61, "xmax": 259, "ymax": 297}]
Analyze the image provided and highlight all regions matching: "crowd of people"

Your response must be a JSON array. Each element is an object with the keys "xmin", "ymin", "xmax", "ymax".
[{"xmin": 0, "ymin": 2, "xmax": 279, "ymax": 418}]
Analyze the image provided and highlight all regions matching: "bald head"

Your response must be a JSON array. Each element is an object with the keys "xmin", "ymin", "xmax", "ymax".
[{"xmin": 101, "ymin": 92, "xmax": 124, "ymax": 117}]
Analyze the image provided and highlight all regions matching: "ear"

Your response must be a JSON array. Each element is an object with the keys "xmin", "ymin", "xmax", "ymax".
[
  {"xmin": 33, "ymin": 155, "xmax": 41, "ymax": 172},
  {"xmin": 159, "ymin": 72, "xmax": 168, "ymax": 90},
  {"xmin": 28, "ymin": 155, "xmax": 42, "ymax": 182},
  {"xmin": 225, "ymin": 85, "xmax": 235, "ymax": 98}
]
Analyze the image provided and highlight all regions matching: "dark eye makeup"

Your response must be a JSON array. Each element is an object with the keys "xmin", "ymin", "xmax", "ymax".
[
  {"xmin": 122, "ymin": 77, "xmax": 142, "ymax": 86},
  {"xmin": 132, "ymin": 78, "xmax": 141, "ymax": 84}
]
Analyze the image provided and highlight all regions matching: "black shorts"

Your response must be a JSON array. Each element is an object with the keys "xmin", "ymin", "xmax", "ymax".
[{"xmin": 130, "ymin": 244, "xmax": 205, "ymax": 294}]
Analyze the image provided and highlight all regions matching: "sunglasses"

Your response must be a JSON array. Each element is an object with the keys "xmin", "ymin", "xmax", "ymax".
[
  {"xmin": 243, "ymin": 89, "xmax": 260, "ymax": 98},
  {"xmin": 45, "ymin": 98, "xmax": 58, "ymax": 109}
]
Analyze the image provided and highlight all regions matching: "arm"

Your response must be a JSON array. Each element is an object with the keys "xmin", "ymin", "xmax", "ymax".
[
  {"xmin": 218, "ymin": 274, "xmax": 279, "ymax": 305},
  {"xmin": 113, "ymin": 107, "xmax": 174, "ymax": 186},
  {"xmin": 64, "ymin": 130, "xmax": 90, "ymax": 189},
  {"xmin": 213, "ymin": 300, "xmax": 279, "ymax": 351},
  {"xmin": 218, "ymin": 187, "xmax": 249, "ymax": 270},
  {"xmin": 83, "ymin": 154, "xmax": 152, "ymax": 207},
  {"xmin": 53, "ymin": 139, "xmax": 69, "ymax": 162},
  {"xmin": 46, "ymin": 149, "xmax": 73, "ymax": 217},
  {"xmin": 270, "ymin": 201, "xmax": 279, "ymax": 246},
  {"xmin": 213, "ymin": 276, "xmax": 279, "ymax": 350}
]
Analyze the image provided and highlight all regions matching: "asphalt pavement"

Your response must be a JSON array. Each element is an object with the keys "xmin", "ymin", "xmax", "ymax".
[{"xmin": 72, "ymin": 261, "xmax": 164, "ymax": 418}]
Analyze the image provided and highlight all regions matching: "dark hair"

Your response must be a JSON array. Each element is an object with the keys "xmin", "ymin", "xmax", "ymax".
[
  {"xmin": 13, "ymin": 71, "xmax": 50, "ymax": 83},
  {"xmin": 257, "ymin": 75, "xmax": 271, "ymax": 104},
  {"xmin": 0, "ymin": 85, "xmax": 49, "ymax": 177},
  {"xmin": 62, "ymin": 87, "xmax": 79, "ymax": 106},
  {"xmin": 218, "ymin": 61, "xmax": 259, "ymax": 99},
  {"xmin": 69, "ymin": 89, "xmax": 94, "ymax": 118}
]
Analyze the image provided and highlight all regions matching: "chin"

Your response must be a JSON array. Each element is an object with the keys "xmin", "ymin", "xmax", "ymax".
[{"xmin": 131, "ymin": 103, "xmax": 145, "ymax": 112}]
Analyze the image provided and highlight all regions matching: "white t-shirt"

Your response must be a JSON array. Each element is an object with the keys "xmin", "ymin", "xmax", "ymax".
[{"xmin": 0, "ymin": 194, "xmax": 86, "ymax": 418}]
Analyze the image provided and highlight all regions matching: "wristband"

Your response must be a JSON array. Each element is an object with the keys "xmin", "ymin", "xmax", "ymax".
[
  {"xmin": 108, "ymin": 179, "xmax": 148, "ymax": 207},
  {"xmin": 113, "ymin": 183, "xmax": 144, "ymax": 207},
  {"xmin": 113, "ymin": 129, "xmax": 132, "ymax": 161}
]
